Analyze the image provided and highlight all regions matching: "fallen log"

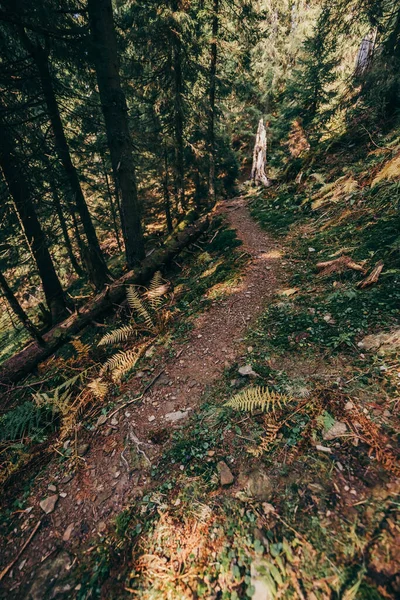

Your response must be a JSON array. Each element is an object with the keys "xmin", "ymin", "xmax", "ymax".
[{"xmin": 0, "ymin": 215, "xmax": 209, "ymax": 386}]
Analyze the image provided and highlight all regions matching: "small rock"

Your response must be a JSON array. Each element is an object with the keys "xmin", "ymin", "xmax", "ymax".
[
  {"xmin": 344, "ymin": 401, "xmax": 354, "ymax": 411},
  {"xmin": 96, "ymin": 414, "xmax": 107, "ymax": 427},
  {"xmin": 316, "ymin": 445, "xmax": 332, "ymax": 454},
  {"xmin": 217, "ymin": 461, "xmax": 234, "ymax": 486},
  {"xmin": 308, "ymin": 247, "xmax": 316, "ymax": 252},
  {"xmin": 62, "ymin": 523, "xmax": 74, "ymax": 542},
  {"xmin": 59, "ymin": 492, "xmax": 67, "ymax": 499},
  {"xmin": 114, "ymin": 471, "xmax": 120, "ymax": 479},
  {"xmin": 323, "ymin": 421, "xmax": 347, "ymax": 440},
  {"xmin": 238, "ymin": 365, "xmax": 258, "ymax": 378},
  {"xmin": 19, "ymin": 559, "xmax": 27, "ymax": 571},
  {"xmin": 207, "ymin": 450, "xmax": 215, "ymax": 457},
  {"xmin": 148, "ymin": 415, "xmax": 156, "ymax": 422},
  {"xmin": 246, "ymin": 470, "xmax": 273, "ymax": 501},
  {"xmin": 60, "ymin": 473, "xmax": 74, "ymax": 484},
  {"xmin": 110, "ymin": 417, "xmax": 118, "ymax": 426},
  {"xmin": 48, "ymin": 484, "xmax": 57, "ymax": 492},
  {"xmin": 247, "ymin": 346, "xmax": 254, "ymax": 353},
  {"xmin": 77, "ymin": 443, "xmax": 89, "ymax": 457},
  {"xmin": 165, "ymin": 410, "xmax": 188, "ymax": 423},
  {"xmin": 40, "ymin": 494, "xmax": 59, "ymax": 514},
  {"xmin": 383, "ymin": 409, "xmax": 391, "ymax": 417},
  {"xmin": 262, "ymin": 502, "xmax": 275, "ymax": 516}
]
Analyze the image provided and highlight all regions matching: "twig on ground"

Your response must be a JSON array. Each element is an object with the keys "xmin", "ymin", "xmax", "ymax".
[
  {"xmin": 106, "ymin": 368, "xmax": 165, "ymax": 421},
  {"xmin": 0, "ymin": 520, "xmax": 41, "ymax": 582}
]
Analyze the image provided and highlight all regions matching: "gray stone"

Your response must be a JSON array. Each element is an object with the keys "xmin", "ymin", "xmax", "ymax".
[
  {"xmin": 39, "ymin": 494, "xmax": 59, "ymax": 514},
  {"xmin": 77, "ymin": 443, "xmax": 89, "ymax": 457},
  {"xmin": 246, "ymin": 470, "xmax": 273, "ymax": 502},
  {"xmin": 238, "ymin": 365, "xmax": 258, "ymax": 377},
  {"xmin": 251, "ymin": 561, "xmax": 273, "ymax": 600},
  {"xmin": 25, "ymin": 551, "xmax": 72, "ymax": 600},
  {"xmin": 48, "ymin": 484, "xmax": 57, "ymax": 492},
  {"xmin": 217, "ymin": 461, "xmax": 234, "ymax": 486},
  {"xmin": 62, "ymin": 523, "xmax": 74, "ymax": 542},
  {"xmin": 96, "ymin": 414, "xmax": 107, "ymax": 427},
  {"xmin": 165, "ymin": 410, "xmax": 188, "ymax": 423},
  {"xmin": 323, "ymin": 421, "xmax": 347, "ymax": 440}
]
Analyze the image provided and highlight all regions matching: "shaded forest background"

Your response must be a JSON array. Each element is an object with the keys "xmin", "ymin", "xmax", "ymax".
[{"xmin": 1, "ymin": 0, "xmax": 399, "ymax": 363}]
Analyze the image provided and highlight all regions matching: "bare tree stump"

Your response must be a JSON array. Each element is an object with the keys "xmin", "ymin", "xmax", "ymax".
[
  {"xmin": 355, "ymin": 29, "xmax": 377, "ymax": 76},
  {"xmin": 251, "ymin": 118, "xmax": 271, "ymax": 187}
]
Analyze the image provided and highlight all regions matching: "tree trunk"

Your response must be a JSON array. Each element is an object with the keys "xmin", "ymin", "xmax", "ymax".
[
  {"xmin": 100, "ymin": 153, "xmax": 123, "ymax": 252},
  {"xmin": 0, "ymin": 215, "xmax": 209, "ymax": 385},
  {"xmin": 0, "ymin": 121, "xmax": 68, "ymax": 324},
  {"xmin": 251, "ymin": 118, "xmax": 271, "ymax": 187},
  {"xmin": 87, "ymin": 0, "xmax": 145, "ymax": 269},
  {"xmin": 49, "ymin": 171, "xmax": 84, "ymax": 277},
  {"xmin": 208, "ymin": 0, "xmax": 219, "ymax": 204},
  {"xmin": 171, "ymin": 1, "xmax": 186, "ymax": 211},
  {"xmin": 18, "ymin": 29, "xmax": 110, "ymax": 290},
  {"xmin": 163, "ymin": 148, "xmax": 173, "ymax": 233},
  {"xmin": 0, "ymin": 270, "xmax": 45, "ymax": 347},
  {"xmin": 354, "ymin": 29, "xmax": 377, "ymax": 76}
]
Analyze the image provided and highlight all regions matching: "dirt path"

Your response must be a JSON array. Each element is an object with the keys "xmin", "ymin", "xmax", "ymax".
[{"xmin": 1, "ymin": 198, "xmax": 286, "ymax": 598}]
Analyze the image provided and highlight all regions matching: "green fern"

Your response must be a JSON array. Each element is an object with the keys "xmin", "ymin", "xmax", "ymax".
[
  {"xmin": 0, "ymin": 402, "xmax": 55, "ymax": 442},
  {"xmin": 98, "ymin": 324, "xmax": 137, "ymax": 346},
  {"xmin": 225, "ymin": 386, "xmax": 291, "ymax": 413}
]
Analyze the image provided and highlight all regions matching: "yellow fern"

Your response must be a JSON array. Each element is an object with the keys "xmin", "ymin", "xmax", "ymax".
[
  {"xmin": 87, "ymin": 378, "xmax": 109, "ymax": 400},
  {"xmin": 247, "ymin": 422, "xmax": 280, "ymax": 457},
  {"xmin": 100, "ymin": 349, "xmax": 140, "ymax": 382},
  {"xmin": 147, "ymin": 271, "xmax": 167, "ymax": 310},
  {"xmin": 70, "ymin": 339, "xmax": 91, "ymax": 357},
  {"xmin": 98, "ymin": 324, "xmax": 137, "ymax": 346},
  {"xmin": 225, "ymin": 386, "xmax": 291, "ymax": 413},
  {"xmin": 127, "ymin": 285, "xmax": 154, "ymax": 329}
]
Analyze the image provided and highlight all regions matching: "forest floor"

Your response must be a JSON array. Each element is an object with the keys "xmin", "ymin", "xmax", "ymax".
[{"xmin": 1, "ymin": 182, "xmax": 399, "ymax": 599}]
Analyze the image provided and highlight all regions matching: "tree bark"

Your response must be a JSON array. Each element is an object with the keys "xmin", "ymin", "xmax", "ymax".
[
  {"xmin": 354, "ymin": 29, "xmax": 377, "ymax": 76},
  {"xmin": 87, "ymin": 0, "xmax": 145, "ymax": 268},
  {"xmin": 0, "ymin": 215, "xmax": 209, "ymax": 385},
  {"xmin": 48, "ymin": 169, "xmax": 84, "ymax": 277},
  {"xmin": 163, "ymin": 147, "xmax": 173, "ymax": 233},
  {"xmin": 251, "ymin": 118, "xmax": 271, "ymax": 187},
  {"xmin": 0, "ymin": 121, "xmax": 68, "ymax": 324},
  {"xmin": 171, "ymin": 0, "xmax": 186, "ymax": 211},
  {"xmin": 0, "ymin": 270, "xmax": 45, "ymax": 347},
  {"xmin": 100, "ymin": 153, "xmax": 123, "ymax": 252},
  {"xmin": 18, "ymin": 29, "xmax": 110, "ymax": 290},
  {"xmin": 208, "ymin": 0, "xmax": 219, "ymax": 204}
]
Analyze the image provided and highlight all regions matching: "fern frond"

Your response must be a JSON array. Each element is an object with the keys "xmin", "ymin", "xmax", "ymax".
[
  {"xmin": 111, "ymin": 349, "xmax": 140, "ymax": 382},
  {"xmin": 98, "ymin": 324, "xmax": 137, "ymax": 346},
  {"xmin": 225, "ymin": 386, "xmax": 291, "ymax": 413},
  {"xmin": 247, "ymin": 422, "xmax": 280, "ymax": 457},
  {"xmin": 147, "ymin": 271, "xmax": 168, "ymax": 310},
  {"xmin": 100, "ymin": 349, "xmax": 140, "ymax": 381},
  {"xmin": 87, "ymin": 378, "xmax": 108, "ymax": 400},
  {"xmin": 126, "ymin": 285, "xmax": 154, "ymax": 329},
  {"xmin": 70, "ymin": 339, "xmax": 91, "ymax": 357}
]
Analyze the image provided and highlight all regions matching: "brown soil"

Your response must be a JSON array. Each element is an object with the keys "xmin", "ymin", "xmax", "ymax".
[{"xmin": 0, "ymin": 197, "xmax": 287, "ymax": 598}]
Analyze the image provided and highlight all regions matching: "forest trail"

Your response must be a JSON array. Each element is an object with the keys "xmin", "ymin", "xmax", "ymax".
[{"xmin": 2, "ymin": 197, "xmax": 287, "ymax": 598}]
